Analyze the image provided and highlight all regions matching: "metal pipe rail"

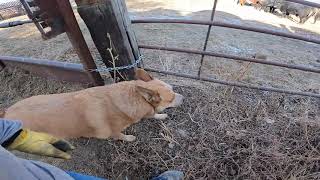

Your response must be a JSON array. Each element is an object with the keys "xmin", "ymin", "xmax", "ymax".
[
  {"xmin": 0, "ymin": 55, "xmax": 319, "ymax": 98},
  {"xmin": 145, "ymin": 68, "xmax": 320, "ymax": 98},
  {"xmin": 131, "ymin": 18, "xmax": 320, "ymax": 45},
  {"xmin": 0, "ymin": 19, "xmax": 32, "ymax": 28},
  {"xmin": 139, "ymin": 44, "xmax": 320, "ymax": 74},
  {"xmin": 0, "ymin": 55, "xmax": 91, "ymax": 83},
  {"xmin": 199, "ymin": 0, "xmax": 218, "ymax": 76}
]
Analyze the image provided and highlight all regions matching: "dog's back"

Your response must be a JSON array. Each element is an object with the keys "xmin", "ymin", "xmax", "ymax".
[
  {"xmin": 4, "ymin": 69, "xmax": 184, "ymax": 139},
  {"xmin": 4, "ymin": 91, "xmax": 93, "ymax": 138}
]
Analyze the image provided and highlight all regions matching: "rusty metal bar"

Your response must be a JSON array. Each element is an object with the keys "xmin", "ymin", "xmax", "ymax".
[
  {"xmin": 139, "ymin": 44, "xmax": 320, "ymax": 74},
  {"xmin": 145, "ymin": 68, "xmax": 320, "ymax": 98},
  {"xmin": 0, "ymin": 55, "xmax": 318, "ymax": 98},
  {"xmin": 0, "ymin": 19, "xmax": 32, "ymax": 28},
  {"xmin": 19, "ymin": 0, "xmax": 47, "ymax": 38},
  {"xmin": 131, "ymin": 18, "xmax": 320, "ymax": 44},
  {"xmin": 1, "ymin": 55, "xmax": 318, "ymax": 98},
  {"xmin": 285, "ymin": 0, "xmax": 320, "ymax": 8},
  {"xmin": 55, "ymin": 0, "xmax": 104, "ymax": 86},
  {"xmin": 198, "ymin": 0, "xmax": 218, "ymax": 76},
  {"xmin": 0, "ymin": 56, "xmax": 91, "ymax": 83}
]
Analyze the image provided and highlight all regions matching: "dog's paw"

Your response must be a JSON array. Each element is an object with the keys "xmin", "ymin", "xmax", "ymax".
[
  {"xmin": 154, "ymin": 113, "xmax": 168, "ymax": 120},
  {"xmin": 123, "ymin": 135, "xmax": 136, "ymax": 142}
]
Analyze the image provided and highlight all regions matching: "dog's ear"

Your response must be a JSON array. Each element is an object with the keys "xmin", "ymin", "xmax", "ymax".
[
  {"xmin": 135, "ymin": 68, "xmax": 153, "ymax": 82},
  {"xmin": 136, "ymin": 86, "xmax": 161, "ymax": 105}
]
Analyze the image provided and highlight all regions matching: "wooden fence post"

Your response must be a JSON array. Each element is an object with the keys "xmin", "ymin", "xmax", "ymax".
[
  {"xmin": 56, "ymin": 0, "xmax": 105, "ymax": 86},
  {"xmin": 75, "ymin": 0, "xmax": 141, "ymax": 82}
]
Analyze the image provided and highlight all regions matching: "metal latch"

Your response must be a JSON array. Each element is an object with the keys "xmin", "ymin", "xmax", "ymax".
[{"xmin": 20, "ymin": 0, "xmax": 65, "ymax": 39}]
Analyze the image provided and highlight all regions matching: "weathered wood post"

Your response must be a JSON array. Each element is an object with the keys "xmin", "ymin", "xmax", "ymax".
[
  {"xmin": 56, "ymin": 0, "xmax": 105, "ymax": 86},
  {"xmin": 75, "ymin": 0, "xmax": 141, "ymax": 82},
  {"xmin": 21, "ymin": 0, "xmax": 105, "ymax": 86}
]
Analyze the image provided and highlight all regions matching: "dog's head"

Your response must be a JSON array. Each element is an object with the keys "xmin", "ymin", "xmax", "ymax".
[{"xmin": 135, "ymin": 69, "xmax": 184, "ymax": 112}]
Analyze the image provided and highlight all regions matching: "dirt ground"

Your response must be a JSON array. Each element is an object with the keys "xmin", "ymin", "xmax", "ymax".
[{"xmin": 0, "ymin": 0, "xmax": 320, "ymax": 179}]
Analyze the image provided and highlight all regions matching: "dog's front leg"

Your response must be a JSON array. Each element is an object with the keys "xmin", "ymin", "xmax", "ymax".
[
  {"xmin": 112, "ymin": 133, "xmax": 136, "ymax": 142},
  {"xmin": 153, "ymin": 113, "xmax": 168, "ymax": 120}
]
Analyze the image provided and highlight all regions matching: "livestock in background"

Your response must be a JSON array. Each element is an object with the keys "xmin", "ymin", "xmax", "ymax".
[
  {"xmin": 313, "ymin": 9, "xmax": 320, "ymax": 23},
  {"xmin": 237, "ymin": 0, "xmax": 319, "ymax": 24},
  {"xmin": 255, "ymin": 0, "xmax": 283, "ymax": 13},
  {"xmin": 280, "ymin": 1, "xmax": 319, "ymax": 23},
  {"xmin": 237, "ymin": 0, "xmax": 259, "ymax": 6},
  {"xmin": 237, "ymin": 0, "xmax": 282, "ymax": 13}
]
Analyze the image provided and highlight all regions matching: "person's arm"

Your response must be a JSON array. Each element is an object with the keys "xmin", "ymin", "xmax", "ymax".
[
  {"xmin": 0, "ymin": 119, "xmax": 22, "ymax": 145},
  {"xmin": 0, "ymin": 118, "xmax": 74, "ymax": 159}
]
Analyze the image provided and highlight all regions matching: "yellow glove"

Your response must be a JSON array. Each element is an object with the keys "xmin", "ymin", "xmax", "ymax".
[{"xmin": 7, "ymin": 129, "xmax": 74, "ymax": 159}]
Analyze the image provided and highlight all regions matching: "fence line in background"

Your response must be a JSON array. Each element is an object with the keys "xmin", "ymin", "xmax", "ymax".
[{"xmin": 285, "ymin": 0, "xmax": 320, "ymax": 8}]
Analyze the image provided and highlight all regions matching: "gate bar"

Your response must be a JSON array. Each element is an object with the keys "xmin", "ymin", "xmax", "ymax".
[
  {"xmin": 145, "ymin": 68, "xmax": 320, "ymax": 98},
  {"xmin": 139, "ymin": 44, "xmax": 320, "ymax": 74},
  {"xmin": 0, "ymin": 55, "xmax": 91, "ymax": 83},
  {"xmin": 0, "ymin": 55, "xmax": 318, "ymax": 98},
  {"xmin": 199, "ymin": 0, "xmax": 218, "ymax": 76},
  {"xmin": 131, "ymin": 18, "xmax": 320, "ymax": 45}
]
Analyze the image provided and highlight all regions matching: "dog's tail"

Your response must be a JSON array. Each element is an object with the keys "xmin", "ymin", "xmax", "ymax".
[{"xmin": 0, "ymin": 109, "xmax": 5, "ymax": 118}]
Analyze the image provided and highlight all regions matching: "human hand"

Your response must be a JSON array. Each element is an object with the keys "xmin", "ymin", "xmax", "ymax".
[{"xmin": 7, "ymin": 129, "xmax": 74, "ymax": 159}]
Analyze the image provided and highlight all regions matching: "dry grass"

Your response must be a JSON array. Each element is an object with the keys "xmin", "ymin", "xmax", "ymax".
[
  {"xmin": 63, "ymin": 82, "xmax": 319, "ymax": 180},
  {"xmin": 1, "ymin": 69, "xmax": 319, "ymax": 179},
  {"xmin": 0, "ymin": 68, "xmax": 84, "ymax": 109}
]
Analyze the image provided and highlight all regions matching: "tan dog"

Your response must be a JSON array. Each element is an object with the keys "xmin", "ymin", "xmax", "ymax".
[{"xmin": 2, "ymin": 69, "xmax": 183, "ymax": 141}]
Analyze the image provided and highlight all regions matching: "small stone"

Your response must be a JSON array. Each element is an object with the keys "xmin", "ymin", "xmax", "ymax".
[
  {"xmin": 177, "ymin": 129, "xmax": 188, "ymax": 138},
  {"xmin": 265, "ymin": 118, "xmax": 275, "ymax": 124}
]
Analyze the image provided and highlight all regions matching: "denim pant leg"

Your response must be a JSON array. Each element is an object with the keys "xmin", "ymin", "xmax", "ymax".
[{"xmin": 66, "ymin": 171, "xmax": 106, "ymax": 180}]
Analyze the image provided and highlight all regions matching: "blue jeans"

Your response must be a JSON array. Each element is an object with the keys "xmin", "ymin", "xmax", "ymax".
[
  {"xmin": 66, "ymin": 170, "xmax": 183, "ymax": 180},
  {"xmin": 66, "ymin": 171, "xmax": 106, "ymax": 180}
]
